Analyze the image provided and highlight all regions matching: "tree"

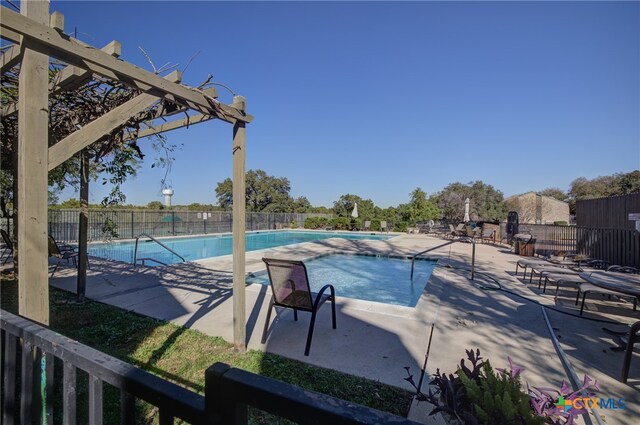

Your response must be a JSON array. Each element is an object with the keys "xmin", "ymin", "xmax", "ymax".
[
  {"xmin": 214, "ymin": 169, "xmax": 294, "ymax": 212},
  {"xmin": 434, "ymin": 181, "xmax": 506, "ymax": 223},
  {"xmin": 147, "ymin": 201, "xmax": 164, "ymax": 210},
  {"xmin": 567, "ymin": 170, "xmax": 640, "ymax": 213},
  {"xmin": 58, "ymin": 198, "xmax": 81, "ymax": 209},
  {"xmin": 332, "ymin": 194, "xmax": 375, "ymax": 219},
  {"xmin": 539, "ymin": 187, "xmax": 567, "ymax": 202},
  {"xmin": 292, "ymin": 196, "xmax": 311, "ymax": 213}
]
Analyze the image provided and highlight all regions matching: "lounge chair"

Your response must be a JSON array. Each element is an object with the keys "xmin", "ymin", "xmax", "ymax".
[
  {"xmin": 448, "ymin": 224, "xmax": 465, "ymax": 239},
  {"xmin": 380, "ymin": 221, "xmax": 388, "ymax": 232},
  {"xmin": 48, "ymin": 235, "xmax": 79, "ymax": 277},
  {"xmin": 577, "ymin": 269, "xmax": 639, "ymax": 316},
  {"xmin": 480, "ymin": 228, "xmax": 496, "ymax": 244},
  {"xmin": 261, "ymin": 258, "xmax": 337, "ymax": 356},
  {"xmin": 0, "ymin": 229, "xmax": 13, "ymax": 265},
  {"xmin": 362, "ymin": 220, "xmax": 371, "ymax": 232}
]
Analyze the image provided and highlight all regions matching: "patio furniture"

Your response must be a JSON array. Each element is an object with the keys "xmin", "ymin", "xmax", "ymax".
[
  {"xmin": 48, "ymin": 235, "xmax": 79, "ymax": 277},
  {"xmin": 622, "ymin": 320, "xmax": 640, "ymax": 383},
  {"xmin": 261, "ymin": 258, "xmax": 337, "ymax": 356},
  {"xmin": 380, "ymin": 221, "xmax": 388, "ymax": 232},
  {"xmin": 448, "ymin": 224, "xmax": 465, "ymax": 239},
  {"xmin": 540, "ymin": 272, "xmax": 587, "ymax": 296},
  {"xmin": 577, "ymin": 271, "xmax": 640, "ymax": 316},
  {"xmin": 480, "ymin": 228, "xmax": 496, "ymax": 244},
  {"xmin": 0, "ymin": 229, "xmax": 13, "ymax": 265},
  {"xmin": 362, "ymin": 220, "xmax": 371, "ymax": 231}
]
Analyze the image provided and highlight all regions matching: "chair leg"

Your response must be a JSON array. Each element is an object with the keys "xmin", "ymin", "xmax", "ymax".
[
  {"xmin": 261, "ymin": 297, "xmax": 275, "ymax": 344},
  {"xmin": 50, "ymin": 263, "xmax": 59, "ymax": 278},
  {"xmin": 580, "ymin": 292, "xmax": 588, "ymax": 316},
  {"xmin": 304, "ymin": 310, "xmax": 318, "ymax": 356},
  {"xmin": 621, "ymin": 321, "xmax": 640, "ymax": 383}
]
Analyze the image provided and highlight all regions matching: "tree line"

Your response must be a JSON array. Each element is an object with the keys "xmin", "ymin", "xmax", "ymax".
[
  {"xmin": 47, "ymin": 169, "xmax": 639, "ymax": 230},
  {"xmin": 212, "ymin": 169, "xmax": 640, "ymax": 228}
]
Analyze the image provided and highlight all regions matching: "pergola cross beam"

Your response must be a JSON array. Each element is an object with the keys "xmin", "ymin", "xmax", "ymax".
[{"xmin": 1, "ymin": 7, "xmax": 253, "ymax": 124}]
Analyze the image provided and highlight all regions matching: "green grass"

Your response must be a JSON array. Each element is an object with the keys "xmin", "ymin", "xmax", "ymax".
[{"xmin": 1, "ymin": 274, "xmax": 413, "ymax": 424}]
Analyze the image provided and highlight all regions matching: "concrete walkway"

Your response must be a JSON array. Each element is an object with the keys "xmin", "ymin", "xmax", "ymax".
[{"xmin": 47, "ymin": 233, "xmax": 639, "ymax": 424}]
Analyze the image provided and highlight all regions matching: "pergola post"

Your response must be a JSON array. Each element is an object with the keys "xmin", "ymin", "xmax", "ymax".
[
  {"xmin": 17, "ymin": 0, "xmax": 50, "ymax": 325},
  {"xmin": 77, "ymin": 149, "xmax": 89, "ymax": 302},
  {"xmin": 232, "ymin": 96, "xmax": 247, "ymax": 351}
]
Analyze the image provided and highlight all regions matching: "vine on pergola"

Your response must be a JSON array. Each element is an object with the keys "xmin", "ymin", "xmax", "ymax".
[{"xmin": 0, "ymin": 51, "xmax": 212, "ymax": 206}]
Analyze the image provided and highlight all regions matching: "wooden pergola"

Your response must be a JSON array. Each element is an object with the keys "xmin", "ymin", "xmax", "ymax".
[{"xmin": 0, "ymin": 1, "xmax": 253, "ymax": 350}]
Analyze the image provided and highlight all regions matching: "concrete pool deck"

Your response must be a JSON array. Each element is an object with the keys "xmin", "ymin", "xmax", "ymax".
[{"xmin": 46, "ymin": 233, "xmax": 639, "ymax": 424}]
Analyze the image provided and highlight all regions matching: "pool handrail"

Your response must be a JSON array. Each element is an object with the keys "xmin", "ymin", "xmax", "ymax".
[
  {"xmin": 133, "ymin": 233, "xmax": 185, "ymax": 266},
  {"xmin": 410, "ymin": 240, "xmax": 455, "ymax": 278}
]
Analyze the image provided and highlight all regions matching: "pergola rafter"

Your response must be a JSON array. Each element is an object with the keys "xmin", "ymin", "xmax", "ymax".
[
  {"xmin": 1, "ymin": 1, "xmax": 250, "ymax": 351},
  {"xmin": 0, "ymin": 7, "xmax": 253, "ymax": 125}
]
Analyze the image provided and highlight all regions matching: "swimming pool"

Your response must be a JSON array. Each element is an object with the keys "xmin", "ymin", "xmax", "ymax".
[
  {"xmin": 87, "ymin": 231, "xmax": 393, "ymax": 265},
  {"xmin": 249, "ymin": 254, "xmax": 437, "ymax": 307}
]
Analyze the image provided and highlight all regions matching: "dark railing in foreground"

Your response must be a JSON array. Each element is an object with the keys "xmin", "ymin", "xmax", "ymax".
[{"xmin": 1, "ymin": 310, "xmax": 420, "ymax": 425}]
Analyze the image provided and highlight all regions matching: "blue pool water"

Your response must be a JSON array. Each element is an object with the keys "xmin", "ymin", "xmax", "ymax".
[
  {"xmin": 249, "ymin": 254, "xmax": 437, "ymax": 307},
  {"xmin": 88, "ymin": 231, "xmax": 393, "ymax": 265}
]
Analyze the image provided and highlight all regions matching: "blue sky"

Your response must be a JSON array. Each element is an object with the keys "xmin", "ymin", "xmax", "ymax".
[{"xmin": 35, "ymin": 1, "xmax": 640, "ymax": 207}]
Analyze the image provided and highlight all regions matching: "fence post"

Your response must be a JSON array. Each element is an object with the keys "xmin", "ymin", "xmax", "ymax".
[
  {"xmin": 131, "ymin": 211, "xmax": 134, "ymax": 239},
  {"xmin": 172, "ymin": 211, "xmax": 176, "ymax": 236},
  {"xmin": 205, "ymin": 363, "xmax": 247, "ymax": 425}
]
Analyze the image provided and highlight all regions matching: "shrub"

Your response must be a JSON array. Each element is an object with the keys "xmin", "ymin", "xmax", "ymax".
[
  {"xmin": 371, "ymin": 219, "xmax": 381, "ymax": 232},
  {"xmin": 304, "ymin": 217, "xmax": 329, "ymax": 229},
  {"xmin": 290, "ymin": 220, "xmax": 298, "ymax": 229},
  {"xmin": 553, "ymin": 221, "xmax": 568, "ymax": 226},
  {"xmin": 331, "ymin": 217, "xmax": 351, "ymax": 230},
  {"xmin": 394, "ymin": 221, "xmax": 408, "ymax": 233}
]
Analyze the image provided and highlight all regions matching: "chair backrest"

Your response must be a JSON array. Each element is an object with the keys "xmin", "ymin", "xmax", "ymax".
[
  {"xmin": 363, "ymin": 220, "xmax": 371, "ymax": 228},
  {"xmin": 262, "ymin": 258, "xmax": 314, "ymax": 310},
  {"xmin": 380, "ymin": 221, "xmax": 387, "ymax": 229},
  {"xmin": 449, "ymin": 224, "xmax": 455, "ymax": 232},
  {"xmin": 48, "ymin": 235, "xmax": 63, "ymax": 258},
  {"xmin": 455, "ymin": 223, "xmax": 465, "ymax": 232},
  {"xmin": 0, "ymin": 229, "xmax": 12, "ymax": 248},
  {"xmin": 482, "ymin": 229, "xmax": 494, "ymax": 238}
]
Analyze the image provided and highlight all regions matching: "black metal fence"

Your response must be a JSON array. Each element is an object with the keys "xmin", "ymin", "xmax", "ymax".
[
  {"xmin": 39, "ymin": 210, "xmax": 329, "ymax": 242},
  {"xmin": 1, "ymin": 310, "xmax": 420, "ymax": 425}
]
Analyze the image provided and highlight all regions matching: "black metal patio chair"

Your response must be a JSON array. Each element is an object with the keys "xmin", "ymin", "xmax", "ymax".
[
  {"xmin": 48, "ymin": 235, "xmax": 79, "ymax": 277},
  {"xmin": 0, "ymin": 228, "xmax": 13, "ymax": 265},
  {"xmin": 261, "ymin": 258, "xmax": 336, "ymax": 356}
]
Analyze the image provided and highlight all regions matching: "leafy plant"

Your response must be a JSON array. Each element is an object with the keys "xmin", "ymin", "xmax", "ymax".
[
  {"xmin": 528, "ymin": 376, "xmax": 599, "ymax": 425},
  {"xmin": 404, "ymin": 349, "xmax": 597, "ymax": 425}
]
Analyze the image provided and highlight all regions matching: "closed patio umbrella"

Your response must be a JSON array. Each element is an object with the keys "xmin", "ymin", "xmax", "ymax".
[
  {"xmin": 464, "ymin": 198, "xmax": 470, "ymax": 223},
  {"xmin": 351, "ymin": 203, "xmax": 358, "ymax": 218}
]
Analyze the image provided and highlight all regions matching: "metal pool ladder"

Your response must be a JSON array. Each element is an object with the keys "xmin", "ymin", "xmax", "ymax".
[{"xmin": 133, "ymin": 233, "xmax": 185, "ymax": 267}]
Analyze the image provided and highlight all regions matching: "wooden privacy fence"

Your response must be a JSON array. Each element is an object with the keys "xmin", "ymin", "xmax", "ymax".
[
  {"xmin": 1, "ymin": 310, "xmax": 419, "ymax": 425},
  {"xmin": 576, "ymin": 193, "xmax": 640, "ymax": 230},
  {"xmin": 517, "ymin": 224, "xmax": 577, "ymax": 254},
  {"xmin": 576, "ymin": 227, "xmax": 640, "ymax": 269},
  {"xmin": 503, "ymin": 223, "xmax": 639, "ymax": 268}
]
